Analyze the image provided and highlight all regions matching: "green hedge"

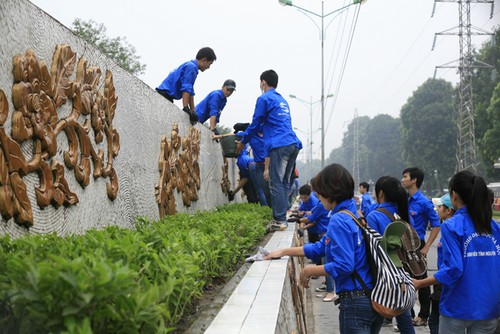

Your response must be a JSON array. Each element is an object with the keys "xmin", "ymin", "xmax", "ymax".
[{"xmin": 0, "ymin": 203, "xmax": 271, "ymax": 333}]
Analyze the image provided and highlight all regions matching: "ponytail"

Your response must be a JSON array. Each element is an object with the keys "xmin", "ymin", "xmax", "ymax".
[{"xmin": 449, "ymin": 171, "xmax": 492, "ymax": 234}]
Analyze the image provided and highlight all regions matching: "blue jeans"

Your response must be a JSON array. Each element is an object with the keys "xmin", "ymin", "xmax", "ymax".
[
  {"xmin": 254, "ymin": 163, "xmax": 271, "ymax": 207},
  {"xmin": 439, "ymin": 315, "xmax": 498, "ymax": 334},
  {"xmin": 269, "ymin": 144, "xmax": 300, "ymax": 221},
  {"xmin": 248, "ymin": 163, "xmax": 268, "ymax": 206},
  {"xmin": 325, "ymin": 273, "xmax": 335, "ymax": 293},
  {"xmin": 339, "ymin": 294, "xmax": 384, "ymax": 334},
  {"xmin": 395, "ymin": 309, "xmax": 415, "ymax": 334}
]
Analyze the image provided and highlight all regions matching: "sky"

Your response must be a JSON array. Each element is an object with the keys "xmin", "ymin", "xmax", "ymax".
[{"xmin": 29, "ymin": 0, "xmax": 500, "ymax": 163}]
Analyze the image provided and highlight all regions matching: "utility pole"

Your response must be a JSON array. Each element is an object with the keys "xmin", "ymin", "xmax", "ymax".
[
  {"xmin": 432, "ymin": 0, "xmax": 494, "ymax": 173},
  {"xmin": 352, "ymin": 109, "xmax": 360, "ymax": 186}
]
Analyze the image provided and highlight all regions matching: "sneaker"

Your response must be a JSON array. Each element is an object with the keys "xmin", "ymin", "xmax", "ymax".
[
  {"xmin": 392, "ymin": 325, "xmax": 400, "ymax": 332},
  {"xmin": 322, "ymin": 292, "xmax": 339, "ymax": 302},
  {"xmin": 315, "ymin": 286, "xmax": 326, "ymax": 292},
  {"xmin": 270, "ymin": 221, "xmax": 288, "ymax": 231}
]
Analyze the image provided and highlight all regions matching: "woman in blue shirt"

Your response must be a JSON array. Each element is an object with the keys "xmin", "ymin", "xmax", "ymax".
[
  {"xmin": 414, "ymin": 171, "xmax": 500, "ymax": 334},
  {"xmin": 266, "ymin": 164, "xmax": 383, "ymax": 333},
  {"xmin": 366, "ymin": 176, "xmax": 414, "ymax": 334}
]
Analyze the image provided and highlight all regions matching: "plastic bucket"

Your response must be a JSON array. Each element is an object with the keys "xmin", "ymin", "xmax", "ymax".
[{"xmin": 220, "ymin": 135, "xmax": 241, "ymax": 158}]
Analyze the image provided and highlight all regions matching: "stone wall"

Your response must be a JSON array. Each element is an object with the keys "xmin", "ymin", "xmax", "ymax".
[{"xmin": 0, "ymin": 0, "xmax": 237, "ymax": 238}]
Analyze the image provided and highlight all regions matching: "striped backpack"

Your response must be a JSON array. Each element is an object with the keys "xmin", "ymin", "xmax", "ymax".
[{"xmin": 342, "ymin": 210, "xmax": 416, "ymax": 318}]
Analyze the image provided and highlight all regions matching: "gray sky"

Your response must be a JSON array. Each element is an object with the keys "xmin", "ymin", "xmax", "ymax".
[{"xmin": 29, "ymin": 0, "xmax": 499, "ymax": 162}]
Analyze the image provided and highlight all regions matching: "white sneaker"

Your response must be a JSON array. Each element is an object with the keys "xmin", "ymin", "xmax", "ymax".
[{"xmin": 322, "ymin": 292, "xmax": 339, "ymax": 302}]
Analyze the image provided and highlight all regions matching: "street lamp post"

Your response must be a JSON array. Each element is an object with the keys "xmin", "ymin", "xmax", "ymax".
[
  {"xmin": 290, "ymin": 94, "xmax": 333, "ymax": 181},
  {"xmin": 279, "ymin": 0, "xmax": 365, "ymax": 168}
]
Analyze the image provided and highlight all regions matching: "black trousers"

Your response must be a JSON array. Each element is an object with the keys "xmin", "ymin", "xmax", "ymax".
[{"xmin": 156, "ymin": 88, "xmax": 174, "ymax": 103}]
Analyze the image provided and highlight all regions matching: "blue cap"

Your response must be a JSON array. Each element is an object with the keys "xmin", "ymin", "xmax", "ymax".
[{"xmin": 432, "ymin": 193, "xmax": 454, "ymax": 209}]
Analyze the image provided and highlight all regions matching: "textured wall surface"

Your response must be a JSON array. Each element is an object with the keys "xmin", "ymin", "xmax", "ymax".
[{"xmin": 0, "ymin": 0, "xmax": 238, "ymax": 238}]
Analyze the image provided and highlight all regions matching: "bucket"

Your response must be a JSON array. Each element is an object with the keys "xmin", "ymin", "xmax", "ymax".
[{"xmin": 220, "ymin": 135, "xmax": 241, "ymax": 158}]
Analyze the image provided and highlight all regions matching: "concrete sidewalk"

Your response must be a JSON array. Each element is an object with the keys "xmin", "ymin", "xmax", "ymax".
[{"xmin": 305, "ymin": 229, "xmax": 439, "ymax": 333}]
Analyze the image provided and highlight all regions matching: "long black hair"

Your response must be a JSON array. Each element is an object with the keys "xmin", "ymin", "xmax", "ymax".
[
  {"xmin": 449, "ymin": 171, "xmax": 492, "ymax": 234},
  {"xmin": 375, "ymin": 176, "xmax": 410, "ymax": 222}
]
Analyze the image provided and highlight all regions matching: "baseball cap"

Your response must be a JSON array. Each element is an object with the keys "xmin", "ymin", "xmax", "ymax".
[
  {"xmin": 432, "ymin": 193, "xmax": 453, "ymax": 209},
  {"xmin": 223, "ymin": 79, "xmax": 236, "ymax": 91},
  {"xmin": 381, "ymin": 221, "xmax": 407, "ymax": 268}
]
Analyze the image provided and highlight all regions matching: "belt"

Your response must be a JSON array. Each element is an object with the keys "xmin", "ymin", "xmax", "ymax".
[{"xmin": 338, "ymin": 290, "xmax": 368, "ymax": 300}]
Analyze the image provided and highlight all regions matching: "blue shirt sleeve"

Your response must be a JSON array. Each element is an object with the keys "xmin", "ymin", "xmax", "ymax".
[
  {"xmin": 303, "ymin": 236, "xmax": 326, "ymax": 263},
  {"xmin": 434, "ymin": 219, "xmax": 463, "ymax": 286},
  {"xmin": 180, "ymin": 63, "xmax": 198, "ymax": 96},
  {"xmin": 241, "ymin": 96, "xmax": 267, "ymax": 144}
]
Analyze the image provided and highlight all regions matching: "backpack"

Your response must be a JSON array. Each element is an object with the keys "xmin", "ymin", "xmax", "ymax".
[
  {"xmin": 341, "ymin": 210, "xmax": 416, "ymax": 318},
  {"xmin": 375, "ymin": 208, "xmax": 427, "ymax": 277}
]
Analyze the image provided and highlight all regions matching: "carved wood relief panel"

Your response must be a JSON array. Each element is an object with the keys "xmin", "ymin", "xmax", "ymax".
[
  {"xmin": 155, "ymin": 123, "xmax": 201, "ymax": 218},
  {"xmin": 0, "ymin": 45, "xmax": 120, "ymax": 228},
  {"xmin": 220, "ymin": 157, "xmax": 231, "ymax": 195}
]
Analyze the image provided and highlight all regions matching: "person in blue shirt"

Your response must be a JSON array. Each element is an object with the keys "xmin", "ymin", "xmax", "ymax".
[
  {"xmin": 228, "ymin": 144, "xmax": 267, "ymax": 206},
  {"xmin": 297, "ymin": 184, "xmax": 319, "ymax": 216},
  {"xmin": 359, "ymin": 181, "xmax": 374, "ymax": 216},
  {"xmin": 366, "ymin": 176, "xmax": 415, "ymax": 334},
  {"xmin": 265, "ymin": 164, "xmax": 384, "ymax": 333},
  {"xmin": 234, "ymin": 123, "xmax": 271, "ymax": 206},
  {"xmin": 414, "ymin": 171, "xmax": 500, "ymax": 334},
  {"xmin": 427, "ymin": 193, "xmax": 456, "ymax": 334},
  {"xmin": 236, "ymin": 70, "xmax": 302, "ymax": 231},
  {"xmin": 401, "ymin": 167, "xmax": 440, "ymax": 326},
  {"xmin": 156, "ymin": 47, "xmax": 216, "ymax": 125},
  {"xmin": 196, "ymin": 79, "xmax": 236, "ymax": 135}
]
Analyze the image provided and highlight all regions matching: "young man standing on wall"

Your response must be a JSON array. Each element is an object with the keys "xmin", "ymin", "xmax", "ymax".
[{"xmin": 237, "ymin": 69, "xmax": 302, "ymax": 231}]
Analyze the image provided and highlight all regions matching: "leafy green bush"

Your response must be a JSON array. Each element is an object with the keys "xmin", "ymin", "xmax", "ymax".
[{"xmin": 0, "ymin": 203, "xmax": 271, "ymax": 333}]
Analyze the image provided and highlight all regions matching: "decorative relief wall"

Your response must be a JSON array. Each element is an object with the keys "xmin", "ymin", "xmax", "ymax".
[
  {"xmin": 220, "ymin": 157, "xmax": 231, "ymax": 195},
  {"xmin": 0, "ymin": 45, "xmax": 120, "ymax": 228},
  {"xmin": 155, "ymin": 123, "xmax": 202, "ymax": 217}
]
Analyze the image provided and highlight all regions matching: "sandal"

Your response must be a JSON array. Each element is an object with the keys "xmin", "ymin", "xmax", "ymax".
[{"xmin": 412, "ymin": 317, "xmax": 427, "ymax": 326}]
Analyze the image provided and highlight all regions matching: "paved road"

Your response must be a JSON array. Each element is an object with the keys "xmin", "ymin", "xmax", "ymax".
[{"xmin": 305, "ymin": 229, "xmax": 439, "ymax": 334}]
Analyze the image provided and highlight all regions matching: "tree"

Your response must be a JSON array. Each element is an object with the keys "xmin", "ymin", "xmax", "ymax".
[
  {"xmin": 473, "ymin": 26, "xmax": 500, "ymax": 177},
  {"xmin": 364, "ymin": 114, "xmax": 404, "ymax": 180},
  {"xmin": 480, "ymin": 81, "xmax": 500, "ymax": 180},
  {"xmin": 71, "ymin": 18, "xmax": 146, "ymax": 76},
  {"xmin": 400, "ymin": 78, "xmax": 456, "ymax": 193}
]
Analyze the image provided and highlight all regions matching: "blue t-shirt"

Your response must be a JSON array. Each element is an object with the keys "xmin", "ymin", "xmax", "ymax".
[
  {"xmin": 299, "ymin": 193, "xmax": 319, "ymax": 212},
  {"xmin": 237, "ymin": 129, "xmax": 267, "ymax": 164},
  {"xmin": 240, "ymin": 88, "xmax": 302, "ymax": 155},
  {"xmin": 306, "ymin": 201, "xmax": 330, "ymax": 235},
  {"xmin": 196, "ymin": 89, "xmax": 227, "ymax": 124},
  {"xmin": 303, "ymin": 198, "xmax": 374, "ymax": 293},
  {"xmin": 408, "ymin": 190, "xmax": 440, "ymax": 240},
  {"xmin": 360, "ymin": 193, "xmax": 374, "ymax": 216},
  {"xmin": 366, "ymin": 202, "xmax": 398, "ymax": 235},
  {"xmin": 236, "ymin": 147, "xmax": 254, "ymax": 178},
  {"xmin": 157, "ymin": 59, "xmax": 198, "ymax": 100},
  {"xmin": 434, "ymin": 207, "xmax": 500, "ymax": 320}
]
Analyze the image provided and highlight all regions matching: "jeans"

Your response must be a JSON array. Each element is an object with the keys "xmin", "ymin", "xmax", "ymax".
[
  {"xmin": 411, "ymin": 239, "xmax": 430, "ymax": 320},
  {"xmin": 339, "ymin": 294, "xmax": 384, "ymax": 334},
  {"xmin": 269, "ymin": 144, "xmax": 300, "ymax": 221},
  {"xmin": 326, "ymin": 274, "xmax": 335, "ymax": 293},
  {"xmin": 248, "ymin": 162, "xmax": 268, "ymax": 206},
  {"xmin": 254, "ymin": 163, "xmax": 271, "ymax": 207},
  {"xmin": 395, "ymin": 309, "xmax": 415, "ymax": 334},
  {"xmin": 439, "ymin": 315, "xmax": 498, "ymax": 334}
]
